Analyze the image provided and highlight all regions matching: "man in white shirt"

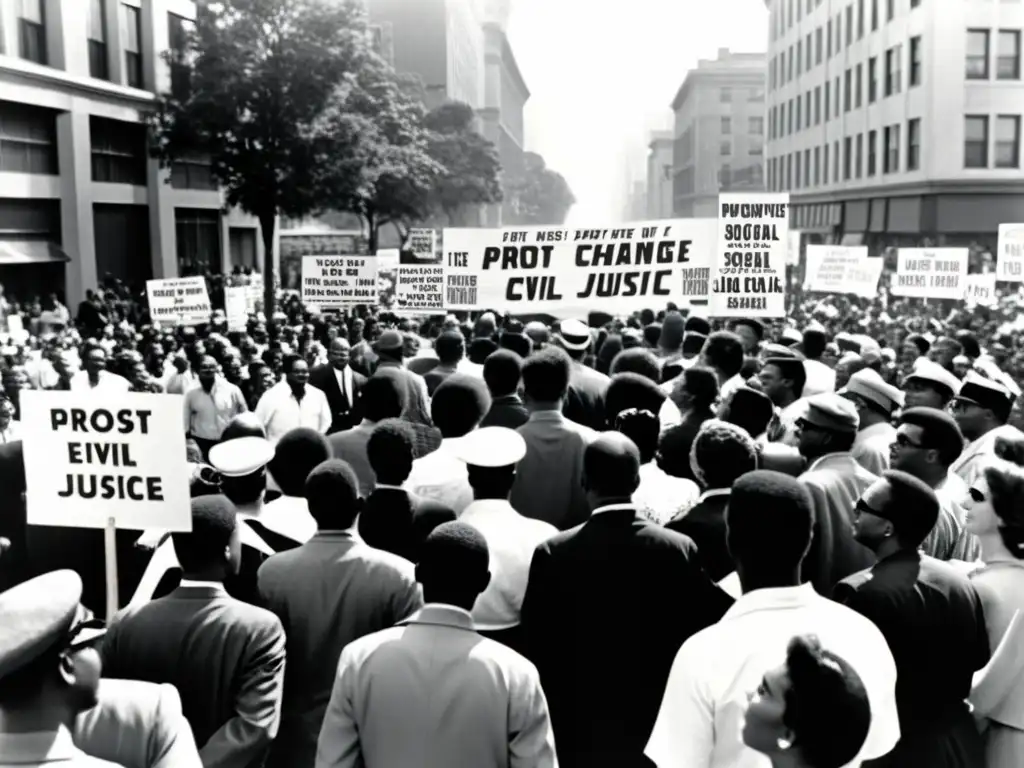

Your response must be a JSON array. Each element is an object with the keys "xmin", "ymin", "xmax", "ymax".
[
  {"xmin": 70, "ymin": 344, "xmax": 129, "ymax": 393},
  {"xmin": 646, "ymin": 470, "xmax": 900, "ymax": 768},
  {"xmin": 254, "ymin": 354, "xmax": 331, "ymax": 444},
  {"xmin": 183, "ymin": 356, "xmax": 248, "ymax": 460}
]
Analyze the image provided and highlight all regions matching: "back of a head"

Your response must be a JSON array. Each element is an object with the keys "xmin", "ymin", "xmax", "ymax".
[
  {"xmin": 802, "ymin": 328, "xmax": 827, "ymax": 360},
  {"xmin": 683, "ymin": 366, "xmax": 720, "ymax": 409},
  {"xmin": 363, "ymin": 373, "xmax": 407, "ymax": 422},
  {"xmin": 690, "ymin": 420, "xmax": 758, "ymax": 490},
  {"xmin": 306, "ymin": 459, "xmax": 361, "ymax": 531},
  {"xmin": 431, "ymin": 374, "xmax": 491, "ymax": 438},
  {"xmin": 723, "ymin": 387, "xmax": 775, "ymax": 439},
  {"xmin": 584, "ymin": 432, "xmax": 642, "ymax": 499},
  {"xmin": 483, "ymin": 349, "xmax": 523, "ymax": 398},
  {"xmin": 521, "ymin": 346, "xmax": 572, "ymax": 403},
  {"xmin": 609, "ymin": 347, "xmax": 661, "ymax": 383},
  {"xmin": 898, "ymin": 407, "xmax": 964, "ymax": 468},
  {"xmin": 994, "ymin": 433, "xmax": 1024, "ymax": 468},
  {"xmin": 643, "ymin": 323, "xmax": 662, "ymax": 348},
  {"xmin": 173, "ymin": 495, "xmax": 237, "ymax": 574},
  {"xmin": 614, "ymin": 408, "xmax": 661, "ymax": 464},
  {"xmin": 660, "ymin": 311, "xmax": 686, "ymax": 350},
  {"xmin": 367, "ymin": 418, "xmax": 416, "ymax": 484},
  {"xmin": 417, "ymin": 521, "xmax": 490, "ymax": 603},
  {"xmin": 269, "ymin": 428, "xmax": 332, "ymax": 497},
  {"xmin": 880, "ymin": 470, "xmax": 939, "ymax": 548},
  {"xmin": 727, "ymin": 470, "xmax": 813, "ymax": 571},
  {"xmin": 435, "ymin": 331, "xmax": 465, "ymax": 366},
  {"xmin": 498, "ymin": 331, "xmax": 532, "ymax": 359},
  {"xmin": 783, "ymin": 634, "xmax": 871, "ymax": 768},
  {"xmin": 605, "ymin": 372, "xmax": 666, "ymax": 428},
  {"xmin": 704, "ymin": 331, "xmax": 745, "ymax": 377},
  {"xmin": 221, "ymin": 413, "xmax": 267, "ymax": 441},
  {"xmin": 685, "ymin": 315, "xmax": 711, "ymax": 336},
  {"xmin": 682, "ymin": 331, "xmax": 707, "ymax": 357}
]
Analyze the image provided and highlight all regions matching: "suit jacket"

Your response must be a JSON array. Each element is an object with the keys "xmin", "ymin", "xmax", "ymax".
[
  {"xmin": 373, "ymin": 361, "xmax": 431, "ymax": 426},
  {"xmin": 563, "ymin": 362, "xmax": 610, "ymax": 432},
  {"xmin": 315, "ymin": 605, "xmax": 556, "ymax": 768},
  {"xmin": 521, "ymin": 505, "xmax": 733, "ymax": 768},
  {"xmin": 100, "ymin": 586, "xmax": 286, "ymax": 768},
  {"xmin": 326, "ymin": 422, "xmax": 376, "ymax": 497},
  {"xmin": 798, "ymin": 452, "xmax": 878, "ymax": 595},
  {"xmin": 357, "ymin": 487, "xmax": 456, "ymax": 563},
  {"xmin": 665, "ymin": 491, "xmax": 733, "ymax": 581},
  {"xmin": 480, "ymin": 394, "xmax": 530, "ymax": 430},
  {"xmin": 309, "ymin": 365, "xmax": 365, "ymax": 434},
  {"xmin": 835, "ymin": 551, "xmax": 990, "ymax": 766},
  {"xmin": 75, "ymin": 680, "xmax": 202, "ymax": 768},
  {"xmin": 257, "ymin": 532, "xmax": 423, "ymax": 768}
]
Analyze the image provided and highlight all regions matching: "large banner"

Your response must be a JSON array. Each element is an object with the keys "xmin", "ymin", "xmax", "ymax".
[
  {"xmin": 709, "ymin": 193, "xmax": 789, "ymax": 318},
  {"xmin": 964, "ymin": 273, "xmax": 997, "ymax": 307},
  {"xmin": 805, "ymin": 245, "xmax": 882, "ymax": 298},
  {"xmin": 19, "ymin": 391, "xmax": 191, "ymax": 531},
  {"xmin": 891, "ymin": 248, "xmax": 969, "ymax": 300},
  {"xmin": 301, "ymin": 254, "xmax": 378, "ymax": 309},
  {"xmin": 146, "ymin": 277, "xmax": 211, "ymax": 326},
  {"xmin": 997, "ymin": 223, "xmax": 1024, "ymax": 282},
  {"xmin": 443, "ymin": 220, "xmax": 716, "ymax": 315},
  {"xmin": 396, "ymin": 229, "xmax": 444, "ymax": 312}
]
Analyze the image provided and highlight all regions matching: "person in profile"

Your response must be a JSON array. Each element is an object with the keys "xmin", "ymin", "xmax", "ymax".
[{"xmin": 741, "ymin": 634, "xmax": 871, "ymax": 768}]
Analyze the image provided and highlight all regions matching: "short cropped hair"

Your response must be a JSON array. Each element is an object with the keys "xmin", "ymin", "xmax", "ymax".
[
  {"xmin": 898, "ymin": 407, "xmax": 965, "ymax": 468},
  {"xmin": 483, "ymin": 349, "xmax": 523, "ymax": 398},
  {"xmin": 431, "ymin": 374, "xmax": 491, "ymax": 438},
  {"xmin": 703, "ymin": 332, "xmax": 745, "ymax": 377},
  {"xmin": 726, "ymin": 470, "xmax": 813, "ymax": 571},
  {"xmin": 363, "ymin": 374, "xmax": 406, "ymax": 423},
  {"xmin": 366, "ymin": 419, "xmax": 416, "ymax": 483},
  {"xmin": 269, "ymin": 428, "xmax": 331, "ymax": 497},
  {"xmin": 610, "ymin": 348, "xmax": 661, "ymax": 383},
  {"xmin": 521, "ymin": 346, "xmax": 572, "ymax": 402},
  {"xmin": 305, "ymin": 459, "xmax": 361, "ymax": 530},
  {"xmin": 173, "ymin": 495, "xmax": 237, "ymax": 573},
  {"xmin": 690, "ymin": 420, "xmax": 758, "ymax": 489},
  {"xmin": 880, "ymin": 470, "xmax": 940, "ymax": 548}
]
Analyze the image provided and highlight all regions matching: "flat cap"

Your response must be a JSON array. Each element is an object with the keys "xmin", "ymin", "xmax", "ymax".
[
  {"xmin": 801, "ymin": 393, "xmax": 860, "ymax": 433},
  {"xmin": 841, "ymin": 368, "xmax": 905, "ymax": 414},
  {"xmin": 557, "ymin": 319, "xmax": 591, "ymax": 351},
  {"xmin": 0, "ymin": 571, "xmax": 104, "ymax": 682},
  {"xmin": 904, "ymin": 360, "xmax": 962, "ymax": 397},
  {"xmin": 209, "ymin": 436, "xmax": 274, "ymax": 478},
  {"xmin": 954, "ymin": 373, "xmax": 1013, "ymax": 413},
  {"xmin": 373, "ymin": 329, "xmax": 404, "ymax": 352},
  {"xmin": 450, "ymin": 426, "xmax": 526, "ymax": 468}
]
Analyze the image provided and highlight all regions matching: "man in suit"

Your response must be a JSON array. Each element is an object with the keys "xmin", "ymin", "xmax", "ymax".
[
  {"xmin": 101, "ymin": 496, "xmax": 286, "ymax": 768},
  {"xmin": 557, "ymin": 319, "xmax": 609, "ymax": 432},
  {"xmin": 835, "ymin": 471, "xmax": 990, "ymax": 767},
  {"xmin": 75, "ymin": 680, "xmax": 202, "ymax": 768},
  {"xmin": 259, "ymin": 459, "xmax": 422, "ymax": 768},
  {"xmin": 796, "ymin": 393, "xmax": 878, "ymax": 594},
  {"xmin": 521, "ymin": 432, "xmax": 733, "ymax": 768},
  {"xmin": 315, "ymin": 522, "xmax": 556, "ymax": 768},
  {"xmin": 327, "ymin": 375, "xmax": 406, "ymax": 497},
  {"xmin": 480, "ymin": 350, "xmax": 529, "ymax": 430},
  {"xmin": 309, "ymin": 338, "xmax": 366, "ymax": 434},
  {"xmin": 358, "ymin": 419, "xmax": 455, "ymax": 563}
]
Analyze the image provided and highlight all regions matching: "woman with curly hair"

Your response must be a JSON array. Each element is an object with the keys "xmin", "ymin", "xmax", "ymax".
[{"xmin": 742, "ymin": 634, "xmax": 871, "ymax": 768}]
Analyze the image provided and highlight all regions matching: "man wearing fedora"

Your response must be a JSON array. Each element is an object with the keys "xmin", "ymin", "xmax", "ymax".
[{"xmin": 557, "ymin": 319, "xmax": 609, "ymax": 432}]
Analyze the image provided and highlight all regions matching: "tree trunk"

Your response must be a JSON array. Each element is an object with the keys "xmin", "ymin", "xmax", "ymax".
[
  {"xmin": 366, "ymin": 211, "xmax": 378, "ymax": 255},
  {"xmin": 258, "ymin": 210, "xmax": 276, "ymax": 326}
]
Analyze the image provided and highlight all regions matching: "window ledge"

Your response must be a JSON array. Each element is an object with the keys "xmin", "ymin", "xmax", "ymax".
[{"xmin": 0, "ymin": 55, "xmax": 156, "ymax": 106}]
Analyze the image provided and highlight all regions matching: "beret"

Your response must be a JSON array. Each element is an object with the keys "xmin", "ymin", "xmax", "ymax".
[
  {"xmin": 801, "ymin": 393, "xmax": 860, "ymax": 433},
  {"xmin": 840, "ymin": 369, "xmax": 905, "ymax": 413}
]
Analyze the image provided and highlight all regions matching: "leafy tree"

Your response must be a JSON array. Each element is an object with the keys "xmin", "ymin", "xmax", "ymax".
[
  {"xmin": 507, "ymin": 152, "xmax": 576, "ymax": 226},
  {"xmin": 148, "ymin": 0, "xmax": 372, "ymax": 322}
]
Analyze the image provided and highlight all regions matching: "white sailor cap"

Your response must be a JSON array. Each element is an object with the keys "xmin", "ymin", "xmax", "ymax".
[
  {"xmin": 450, "ymin": 427, "xmax": 527, "ymax": 468},
  {"xmin": 904, "ymin": 360, "xmax": 962, "ymax": 397},
  {"xmin": 208, "ymin": 437, "xmax": 274, "ymax": 477},
  {"xmin": 840, "ymin": 368, "xmax": 905, "ymax": 414}
]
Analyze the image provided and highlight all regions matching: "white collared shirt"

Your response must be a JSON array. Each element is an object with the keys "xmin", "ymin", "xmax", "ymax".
[
  {"xmin": 590, "ymin": 502, "xmax": 637, "ymax": 516},
  {"xmin": 253, "ymin": 380, "xmax": 332, "ymax": 444},
  {"xmin": 696, "ymin": 488, "xmax": 731, "ymax": 505},
  {"xmin": 333, "ymin": 365, "xmax": 353, "ymax": 401},
  {"xmin": 646, "ymin": 583, "xmax": 900, "ymax": 768},
  {"xmin": 178, "ymin": 578, "xmax": 226, "ymax": 591},
  {"xmin": 69, "ymin": 369, "xmax": 130, "ymax": 393},
  {"xmin": 460, "ymin": 499, "xmax": 558, "ymax": 631}
]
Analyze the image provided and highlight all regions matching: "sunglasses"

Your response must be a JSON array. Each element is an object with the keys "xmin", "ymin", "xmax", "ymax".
[
  {"xmin": 893, "ymin": 433, "xmax": 926, "ymax": 449},
  {"xmin": 855, "ymin": 499, "xmax": 884, "ymax": 517},
  {"xmin": 64, "ymin": 617, "xmax": 106, "ymax": 653}
]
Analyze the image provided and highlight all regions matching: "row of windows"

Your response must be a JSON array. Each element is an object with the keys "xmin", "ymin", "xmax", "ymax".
[
  {"xmin": 765, "ymin": 113, "xmax": 1022, "ymax": 191},
  {"xmin": 769, "ymin": 40, "xmax": 919, "ymax": 139},
  {"xmin": 721, "ymin": 117, "xmax": 765, "ymax": 135},
  {"xmin": 966, "ymin": 29, "xmax": 1022, "ymax": 80},
  {"xmin": 720, "ymin": 140, "xmax": 764, "ymax": 157},
  {"xmin": 771, "ymin": 0, "xmax": 916, "ymax": 43}
]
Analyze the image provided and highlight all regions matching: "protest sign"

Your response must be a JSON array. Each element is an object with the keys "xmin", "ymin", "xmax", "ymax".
[
  {"xmin": 396, "ymin": 230, "xmax": 443, "ymax": 313},
  {"xmin": 225, "ymin": 286, "xmax": 248, "ymax": 331},
  {"xmin": 402, "ymin": 229, "xmax": 437, "ymax": 264},
  {"xmin": 19, "ymin": 390, "xmax": 191, "ymax": 531},
  {"xmin": 443, "ymin": 220, "xmax": 716, "ymax": 315},
  {"xmin": 891, "ymin": 248, "xmax": 969, "ymax": 300},
  {"xmin": 243, "ymin": 274, "xmax": 263, "ymax": 313},
  {"xmin": 301, "ymin": 254, "xmax": 379, "ymax": 308},
  {"xmin": 997, "ymin": 223, "xmax": 1024, "ymax": 282},
  {"xmin": 146, "ymin": 277, "xmax": 211, "ymax": 326},
  {"xmin": 710, "ymin": 193, "xmax": 789, "ymax": 318},
  {"xmin": 805, "ymin": 245, "xmax": 881, "ymax": 298},
  {"xmin": 964, "ymin": 273, "xmax": 997, "ymax": 307}
]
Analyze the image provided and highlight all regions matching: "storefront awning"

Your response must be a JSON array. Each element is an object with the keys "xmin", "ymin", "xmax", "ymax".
[{"xmin": 0, "ymin": 240, "xmax": 71, "ymax": 265}]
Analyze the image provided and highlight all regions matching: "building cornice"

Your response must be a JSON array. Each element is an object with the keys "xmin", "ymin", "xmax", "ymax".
[
  {"xmin": 0, "ymin": 56, "xmax": 156, "ymax": 108},
  {"xmin": 789, "ymin": 178, "xmax": 1024, "ymax": 204}
]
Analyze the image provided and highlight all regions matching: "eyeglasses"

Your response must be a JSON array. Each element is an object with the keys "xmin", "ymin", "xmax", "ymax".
[
  {"xmin": 893, "ymin": 433, "xmax": 926, "ymax": 449},
  {"xmin": 855, "ymin": 499, "xmax": 884, "ymax": 517}
]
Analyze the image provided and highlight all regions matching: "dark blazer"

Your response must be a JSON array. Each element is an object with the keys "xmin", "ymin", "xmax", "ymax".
[
  {"xmin": 480, "ymin": 394, "xmax": 530, "ymax": 430},
  {"xmin": 309, "ymin": 364, "xmax": 366, "ymax": 434},
  {"xmin": 665, "ymin": 491, "xmax": 733, "ymax": 581},
  {"xmin": 834, "ymin": 551, "xmax": 990, "ymax": 767},
  {"xmin": 100, "ymin": 585, "xmax": 286, "ymax": 768},
  {"xmin": 563, "ymin": 363, "xmax": 610, "ymax": 432},
  {"xmin": 358, "ymin": 488, "xmax": 456, "ymax": 563},
  {"xmin": 521, "ymin": 506, "xmax": 733, "ymax": 768}
]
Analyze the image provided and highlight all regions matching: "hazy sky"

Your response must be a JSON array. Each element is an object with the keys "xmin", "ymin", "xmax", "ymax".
[{"xmin": 506, "ymin": 0, "xmax": 768, "ymax": 224}]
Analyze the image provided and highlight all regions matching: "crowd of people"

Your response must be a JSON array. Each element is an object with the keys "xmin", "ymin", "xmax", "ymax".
[{"xmin": 1, "ymin": 270, "xmax": 1024, "ymax": 768}]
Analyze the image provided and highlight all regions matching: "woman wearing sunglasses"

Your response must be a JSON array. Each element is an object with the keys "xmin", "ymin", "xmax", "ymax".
[
  {"xmin": 963, "ymin": 435, "xmax": 1024, "ymax": 767},
  {"xmin": 742, "ymin": 634, "xmax": 871, "ymax": 768}
]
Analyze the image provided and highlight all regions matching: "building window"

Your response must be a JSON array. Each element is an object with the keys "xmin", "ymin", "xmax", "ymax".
[
  {"xmin": 834, "ymin": 75, "xmax": 841, "ymax": 117},
  {"xmin": 814, "ymin": 85, "xmax": 821, "ymax": 124},
  {"xmin": 827, "ymin": 19, "xmax": 832, "ymax": 58},
  {"xmin": 750, "ymin": 143, "xmax": 763, "ymax": 156},
  {"xmin": 855, "ymin": 63, "xmax": 862, "ymax": 107},
  {"xmin": 749, "ymin": 116, "xmax": 764, "ymax": 134},
  {"xmin": 806, "ymin": 33, "xmax": 813, "ymax": 71},
  {"xmin": 868, "ymin": 56, "xmax": 877, "ymax": 102},
  {"xmin": 169, "ymin": 13, "xmax": 196, "ymax": 100},
  {"xmin": 885, "ymin": 45, "xmax": 901, "ymax": 96},
  {"xmin": 18, "ymin": 0, "xmax": 47, "ymax": 65},
  {"xmin": 797, "ymin": 39, "xmax": 803, "ymax": 74},
  {"xmin": 90, "ymin": 116, "xmax": 147, "ymax": 185},
  {"xmin": 721, "ymin": 88, "xmax": 732, "ymax": 103},
  {"xmin": 804, "ymin": 148, "xmax": 811, "ymax": 186},
  {"xmin": 867, "ymin": 130, "xmax": 877, "ymax": 175},
  {"xmin": 833, "ymin": 140, "xmax": 840, "ymax": 181},
  {"xmin": 121, "ymin": 3, "xmax": 143, "ymax": 89},
  {"xmin": 857, "ymin": 0, "xmax": 865, "ymax": 38},
  {"xmin": 816, "ymin": 27, "xmax": 823, "ymax": 64},
  {"xmin": 721, "ymin": 117, "xmax": 732, "ymax": 135},
  {"xmin": 996, "ymin": 115, "xmax": 1021, "ymax": 168},
  {"xmin": 998, "ymin": 30, "xmax": 1021, "ymax": 80},
  {"xmin": 795, "ymin": 153, "xmax": 801, "ymax": 189},
  {"xmin": 835, "ymin": 14, "xmax": 842, "ymax": 52},
  {"xmin": 886, "ymin": 0, "xmax": 894, "ymax": 21},
  {"xmin": 814, "ymin": 145, "xmax": 821, "ymax": 185},
  {"xmin": 786, "ymin": 154, "xmax": 792, "ymax": 190},
  {"xmin": 780, "ymin": 51, "xmax": 786, "ymax": 85},
  {"xmin": 0, "ymin": 101, "xmax": 59, "ymax": 175},
  {"xmin": 964, "ymin": 115, "xmax": 988, "ymax": 168},
  {"xmin": 805, "ymin": 92, "xmax": 812, "ymax": 128},
  {"xmin": 909, "ymin": 36, "xmax": 922, "ymax": 87},
  {"xmin": 884, "ymin": 124, "xmax": 900, "ymax": 173},
  {"xmin": 171, "ymin": 154, "xmax": 217, "ymax": 190},
  {"xmin": 720, "ymin": 141, "xmax": 732, "ymax": 156},
  {"xmin": 844, "ymin": 69, "xmax": 852, "ymax": 112},
  {"xmin": 824, "ymin": 80, "xmax": 831, "ymax": 121},
  {"xmin": 87, "ymin": 0, "xmax": 108, "ymax": 80},
  {"xmin": 910, "ymin": 0, "xmax": 920, "ymax": 7},
  {"xmin": 789, "ymin": 45, "xmax": 795, "ymax": 79},
  {"xmin": 844, "ymin": 136, "xmax": 853, "ymax": 179},
  {"xmin": 845, "ymin": 5, "xmax": 853, "ymax": 46},
  {"xmin": 967, "ymin": 30, "xmax": 990, "ymax": 79},
  {"xmin": 175, "ymin": 209, "xmax": 222, "ymax": 274},
  {"xmin": 907, "ymin": 118, "xmax": 921, "ymax": 170},
  {"xmin": 788, "ymin": 100, "xmax": 794, "ymax": 135},
  {"xmin": 871, "ymin": 0, "xmax": 878, "ymax": 31},
  {"xmin": 855, "ymin": 133, "xmax": 863, "ymax": 178},
  {"xmin": 823, "ymin": 143, "xmax": 830, "ymax": 183}
]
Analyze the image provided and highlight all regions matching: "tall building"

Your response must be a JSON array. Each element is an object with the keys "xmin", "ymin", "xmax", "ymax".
[
  {"xmin": 646, "ymin": 130, "xmax": 674, "ymax": 219},
  {"xmin": 670, "ymin": 49, "xmax": 766, "ymax": 217},
  {"xmin": 0, "ymin": 0, "xmax": 263, "ymax": 305},
  {"xmin": 764, "ymin": 0, "xmax": 1024, "ymax": 249}
]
